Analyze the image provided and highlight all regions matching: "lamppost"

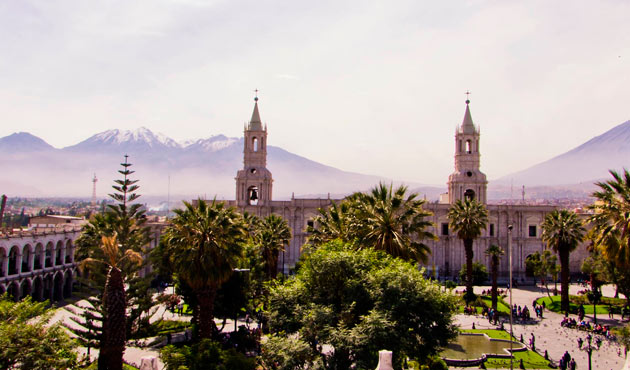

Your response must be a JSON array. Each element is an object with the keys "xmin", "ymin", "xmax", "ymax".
[
  {"xmin": 579, "ymin": 334, "xmax": 602, "ymax": 370},
  {"xmin": 508, "ymin": 224, "xmax": 514, "ymax": 370}
]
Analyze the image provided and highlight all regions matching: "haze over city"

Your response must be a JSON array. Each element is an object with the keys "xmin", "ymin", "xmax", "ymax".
[{"xmin": 1, "ymin": 1, "xmax": 629, "ymax": 185}]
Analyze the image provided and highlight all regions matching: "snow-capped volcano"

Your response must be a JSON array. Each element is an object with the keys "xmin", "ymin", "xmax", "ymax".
[
  {"xmin": 182, "ymin": 134, "xmax": 240, "ymax": 152},
  {"xmin": 66, "ymin": 127, "xmax": 181, "ymax": 152}
]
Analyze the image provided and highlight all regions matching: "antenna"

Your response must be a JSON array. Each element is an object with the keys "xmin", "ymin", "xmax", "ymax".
[
  {"xmin": 92, "ymin": 173, "xmax": 98, "ymax": 205},
  {"xmin": 167, "ymin": 174, "xmax": 171, "ymax": 218}
]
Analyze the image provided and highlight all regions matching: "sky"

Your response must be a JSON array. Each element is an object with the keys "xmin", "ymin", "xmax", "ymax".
[{"xmin": 0, "ymin": 0, "xmax": 628, "ymax": 185}]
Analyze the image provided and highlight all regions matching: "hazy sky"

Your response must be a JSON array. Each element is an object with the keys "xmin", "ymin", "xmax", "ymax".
[{"xmin": 1, "ymin": 0, "xmax": 628, "ymax": 185}]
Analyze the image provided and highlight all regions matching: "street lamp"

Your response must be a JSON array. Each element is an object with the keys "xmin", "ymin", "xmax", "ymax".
[
  {"xmin": 579, "ymin": 334, "xmax": 602, "ymax": 370},
  {"xmin": 508, "ymin": 224, "xmax": 514, "ymax": 370}
]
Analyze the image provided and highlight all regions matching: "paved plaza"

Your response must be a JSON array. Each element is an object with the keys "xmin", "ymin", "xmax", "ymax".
[
  {"xmin": 454, "ymin": 284, "xmax": 628, "ymax": 370},
  {"xmin": 51, "ymin": 283, "xmax": 629, "ymax": 369}
]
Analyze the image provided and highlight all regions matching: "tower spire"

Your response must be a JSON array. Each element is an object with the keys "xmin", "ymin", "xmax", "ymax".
[
  {"xmin": 249, "ymin": 90, "xmax": 262, "ymax": 130},
  {"xmin": 461, "ymin": 92, "xmax": 476, "ymax": 134}
]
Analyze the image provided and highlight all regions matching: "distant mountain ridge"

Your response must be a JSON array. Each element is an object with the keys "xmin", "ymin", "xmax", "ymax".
[
  {"xmin": 497, "ymin": 120, "xmax": 630, "ymax": 186},
  {"xmin": 0, "ymin": 127, "xmax": 387, "ymax": 199}
]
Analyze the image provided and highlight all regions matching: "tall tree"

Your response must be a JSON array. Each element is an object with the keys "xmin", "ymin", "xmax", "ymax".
[
  {"xmin": 306, "ymin": 201, "xmax": 356, "ymax": 247},
  {"xmin": 254, "ymin": 214, "xmax": 292, "ymax": 280},
  {"xmin": 352, "ymin": 183, "xmax": 436, "ymax": 262},
  {"xmin": 541, "ymin": 209, "xmax": 585, "ymax": 314},
  {"xmin": 75, "ymin": 156, "xmax": 151, "ymax": 370},
  {"xmin": 590, "ymin": 169, "xmax": 630, "ymax": 301},
  {"xmin": 160, "ymin": 199, "xmax": 247, "ymax": 339},
  {"xmin": 485, "ymin": 244, "xmax": 504, "ymax": 310},
  {"xmin": 81, "ymin": 235, "xmax": 143, "ymax": 370},
  {"xmin": 448, "ymin": 198, "xmax": 488, "ymax": 302}
]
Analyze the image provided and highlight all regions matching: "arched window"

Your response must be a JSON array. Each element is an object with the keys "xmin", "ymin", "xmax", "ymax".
[
  {"xmin": 466, "ymin": 140, "xmax": 472, "ymax": 154},
  {"xmin": 248, "ymin": 185, "xmax": 259, "ymax": 205},
  {"xmin": 253, "ymin": 137, "xmax": 259, "ymax": 152},
  {"xmin": 464, "ymin": 189, "xmax": 475, "ymax": 200}
]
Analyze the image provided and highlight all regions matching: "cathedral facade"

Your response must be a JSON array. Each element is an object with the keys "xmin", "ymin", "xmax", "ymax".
[{"xmin": 228, "ymin": 98, "xmax": 589, "ymax": 280}]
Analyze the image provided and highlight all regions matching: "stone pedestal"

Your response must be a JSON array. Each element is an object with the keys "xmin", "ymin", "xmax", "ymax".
[
  {"xmin": 139, "ymin": 356, "xmax": 158, "ymax": 370},
  {"xmin": 375, "ymin": 350, "xmax": 393, "ymax": 370}
]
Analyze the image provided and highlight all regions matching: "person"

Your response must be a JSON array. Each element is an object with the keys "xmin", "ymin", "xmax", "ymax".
[
  {"xmin": 569, "ymin": 358, "xmax": 576, "ymax": 370},
  {"xmin": 531, "ymin": 333, "xmax": 536, "ymax": 351},
  {"xmin": 578, "ymin": 337, "xmax": 583, "ymax": 348},
  {"xmin": 609, "ymin": 304, "xmax": 614, "ymax": 319}
]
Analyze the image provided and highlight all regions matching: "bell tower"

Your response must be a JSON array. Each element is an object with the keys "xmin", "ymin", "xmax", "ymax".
[
  {"xmin": 447, "ymin": 97, "xmax": 487, "ymax": 204},
  {"xmin": 236, "ymin": 95, "xmax": 273, "ymax": 207}
]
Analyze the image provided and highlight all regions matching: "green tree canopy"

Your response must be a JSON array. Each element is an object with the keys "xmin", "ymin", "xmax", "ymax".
[
  {"xmin": 307, "ymin": 183, "xmax": 436, "ymax": 263},
  {"xmin": 264, "ymin": 241, "xmax": 458, "ymax": 369},
  {"xmin": 0, "ymin": 295, "xmax": 77, "ymax": 369},
  {"xmin": 160, "ymin": 199, "xmax": 247, "ymax": 339}
]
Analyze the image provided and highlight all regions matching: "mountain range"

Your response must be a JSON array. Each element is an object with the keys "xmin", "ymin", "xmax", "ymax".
[
  {"xmin": 497, "ymin": 120, "xmax": 630, "ymax": 186},
  {"xmin": 0, "ymin": 120, "xmax": 629, "ymax": 201},
  {"xmin": 0, "ymin": 128, "xmax": 387, "ymax": 199}
]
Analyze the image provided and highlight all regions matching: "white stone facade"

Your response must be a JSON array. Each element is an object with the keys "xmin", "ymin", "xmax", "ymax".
[
  {"xmin": 0, "ymin": 226, "xmax": 80, "ymax": 301},
  {"xmin": 230, "ymin": 98, "xmax": 589, "ymax": 280}
]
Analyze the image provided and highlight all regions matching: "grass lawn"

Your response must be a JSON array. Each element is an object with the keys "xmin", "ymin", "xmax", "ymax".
[
  {"xmin": 461, "ymin": 329, "xmax": 513, "ymax": 340},
  {"xmin": 536, "ymin": 295, "xmax": 625, "ymax": 315},
  {"xmin": 460, "ymin": 329, "xmax": 552, "ymax": 369},
  {"xmin": 457, "ymin": 295, "xmax": 511, "ymax": 315}
]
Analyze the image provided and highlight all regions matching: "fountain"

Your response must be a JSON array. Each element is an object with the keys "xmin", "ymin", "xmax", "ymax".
[{"xmin": 440, "ymin": 332, "xmax": 526, "ymax": 367}]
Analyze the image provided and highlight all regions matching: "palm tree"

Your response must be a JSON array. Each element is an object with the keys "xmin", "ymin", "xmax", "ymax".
[
  {"xmin": 306, "ymin": 201, "xmax": 356, "ymax": 247},
  {"xmin": 80, "ymin": 234, "xmax": 142, "ymax": 370},
  {"xmin": 485, "ymin": 244, "xmax": 504, "ymax": 310},
  {"xmin": 448, "ymin": 198, "xmax": 488, "ymax": 302},
  {"xmin": 541, "ymin": 209, "xmax": 585, "ymax": 314},
  {"xmin": 161, "ymin": 199, "xmax": 247, "ymax": 339},
  {"xmin": 589, "ymin": 169, "xmax": 630, "ymax": 268},
  {"xmin": 352, "ymin": 183, "xmax": 436, "ymax": 262},
  {"xmin": 255, "ymin": 214, "xmax": 292, "ymax": 279}
]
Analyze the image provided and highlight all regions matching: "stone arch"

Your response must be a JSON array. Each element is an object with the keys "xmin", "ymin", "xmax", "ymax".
[
  {"xmin": 55, "ymin": 240, "xmax": 64, "ymax": 266},
  {"xmin": 466, "ymin": 139, "xmax": 472, "ymax": 153},
  {"xmin": 7, "ymin": 281, "xmax": 20, "ymax": 301},
  {"xmin": 65, "ymin": 239, "xmax": 73, "ymax": 264},
  {"xmin": 53, "ymin": 271, "xmax": 64, "ymax": 301},
  {"xmin": 21, "ymin": 244, "xmax": 33, "ymax": 273},
  {"xmin": 34, "ymin": 243, "xmax": 44, "ymax": 270},
  {"xmin": 63, "ymin": 270, "xmax": 73, "ymax": 299},
  {"xmin": 43, "ymin": 274, "xmax": 53, "ymax": 301},
  {"xmin": 20, "ymin": 279, "xmax": 32, "ymax": 300},
  {"xmin": 0, "ymin": 247, "xmax": 6, "ymax": 277},
  {"xmin": 252, "ymin": 136, "xmax": 259, "ymax": 152},
  {"xmin": 45, "ymin": 242, "xmax": 54, "ymax": 268},
  {"xmin": 8, "ymin": 245, "xmax": 20, "ymax": 275},
  {"xmin": 32, "ymin": 276, "xmax": 44, "ymax": 301}
]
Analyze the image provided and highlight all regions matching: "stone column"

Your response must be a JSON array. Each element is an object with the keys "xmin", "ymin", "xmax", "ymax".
[
  {"xmin": 375, "ymin": 350, "xmax": 393, "ymax": 370},
  {"xmin": 15, "ymin": 253, "xmax": 22, "ymax": 275}
]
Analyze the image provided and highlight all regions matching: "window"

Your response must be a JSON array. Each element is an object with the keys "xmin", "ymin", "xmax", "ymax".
[
  {"xmin": 307, "ymin": 220, "xmax": 314, "ymax": 228},
  {"xmin": 466, "ymin": 140, "xmax": 472, "ymax": 154},
  {"xmin": 253, "ymin": 137, "xmax": 259, "ymax": 152},
  {"xmin": 529, "ymin": 225, "xmax": 537, "ymax": 237},
  {"xmin": 441, "ymin": 223, "xmax": 449, "ymax": 236},
  {"xmin": 489, "ymin": 224, "xmax": 495, "ymax": 237}
]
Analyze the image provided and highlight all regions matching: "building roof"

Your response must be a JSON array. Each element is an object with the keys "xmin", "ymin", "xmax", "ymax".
[
  {"xmin": 249, "ymin": 99, "xmax": 263, "ymax": 131},
  {"xmin": 460, "ymin": 100, "xmax": 477, "ymax": 134}
]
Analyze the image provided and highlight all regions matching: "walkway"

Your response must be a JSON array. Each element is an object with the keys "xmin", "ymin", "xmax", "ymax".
[{"xmin": 453, "ymin": 284, "xmax": 627, "ymax": 369}]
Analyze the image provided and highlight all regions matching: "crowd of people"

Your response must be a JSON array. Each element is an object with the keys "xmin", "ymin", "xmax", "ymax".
[{"xmin": 561, "ymin": 317, "xmax": 617, "ymax": 340}]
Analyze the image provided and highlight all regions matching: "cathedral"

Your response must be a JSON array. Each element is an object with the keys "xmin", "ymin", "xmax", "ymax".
[{"xmin": 228, "ymin": 97, "xmax": 589, "ymax": 280}]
